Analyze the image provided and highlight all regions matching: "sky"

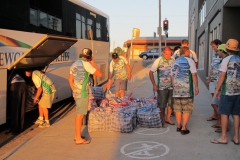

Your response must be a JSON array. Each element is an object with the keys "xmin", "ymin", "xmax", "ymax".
[{"xmin": 84, "ymin": 0, "xmax": 189, "ymax": 51}]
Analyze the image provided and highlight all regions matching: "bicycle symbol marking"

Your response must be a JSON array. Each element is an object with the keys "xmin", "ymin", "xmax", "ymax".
[{"xmin": 120, "ymin": 141, "xmax": 170, "ymax": 159}]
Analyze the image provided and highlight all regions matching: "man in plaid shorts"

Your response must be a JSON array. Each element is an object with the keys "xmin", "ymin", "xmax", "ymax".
[{"xmin": 171, "ymin": 46, "xmax": 199, "ymax": 135}]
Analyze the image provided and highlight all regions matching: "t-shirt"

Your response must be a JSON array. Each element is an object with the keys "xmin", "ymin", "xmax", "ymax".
[
  {"xmin": 210, "ymin": 53, "xmax": 222, "ymax": 82},
  {"xmin": 218, "ymin": 55, "xmax": 240, "ymax": 95},
  {"xmin": 69, "ymin": 59, "xmax": 96, "ymax": 98},
  {"xmin": 150, "ymin": 55, "xmax": 174, "ymax": 90},
  {"xmin": 172, "ymin": 49, "xmax": 198, "ymax": 63},
  {"xmin": 109, "ymin": 56, "xmax": 128, "ymax": 80},
  {"xmin": 32, "ymin": 70, "xmax": 56, "ymax": 95},
  {"xmin": 171, "ymin": 56, "xmax": 197, "ymax": 97}
]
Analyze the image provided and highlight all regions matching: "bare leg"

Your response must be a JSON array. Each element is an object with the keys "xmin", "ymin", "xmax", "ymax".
[
  {"xmin": 75, "ymin": 114, "xmax": 85, "ymax": 143},
  {"xmin": 120, "ymin": 89, "xmax": 125, "ymax": 98},
  {"xmin": 115, "ymin": 90, "xmax": 119, "ymax": 97},
  {"xmin": 39, "ymin": 106, "xmax": 43, "ymax": 117},
  {"xmin": 215, "ymin": 114, "xmax": 228, "ymax": 143},
  {"xmin": 182, "ymin": 113, "xmax": 190, "ymax": 130},
  {"xmin": 42, "ymin": 108, "xmax": 49, "ymax": 121},
  {"xmin": 166, "ymin": 106, "xmax": 173, "ymax": 123},
  {"xmin": 233, "ymin": 115, "xmax": 239, "ymax": 143},
  {"xmin": 160, "ymin": 108, "xmax": 167, "ymax": 127},
  {"xmin": 175, "ymin": 112, "xmax": 182, "ymax": 128},
  {"xmin": 210, "ymin": 104, "xmax": 218, "ymax": 119}
]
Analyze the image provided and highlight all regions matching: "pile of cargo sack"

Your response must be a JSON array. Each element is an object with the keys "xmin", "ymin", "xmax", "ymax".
[{"xmin": 87, "ymin": 87, "xmax": 162, "ymax": 133}]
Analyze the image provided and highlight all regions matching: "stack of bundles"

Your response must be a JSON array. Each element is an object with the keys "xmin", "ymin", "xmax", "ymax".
[
  {"xmin": 137, "ymin": 105, "xmax": 161, "ymax": 128},
  {"xmin": 88, "ymin": 107, "xmax": 112, "ymax": 132},
  {"xmin": 110, "ymin": 111, "xmax": 133, "ymax": 133}
]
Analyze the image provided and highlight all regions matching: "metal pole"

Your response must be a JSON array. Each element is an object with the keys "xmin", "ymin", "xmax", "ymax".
[
  {"xmin": 130, "ymin": 36, "xmax": 133, "ymax": 64},
  {"xmin": 159, "ymin": 0, "xmax": 161, "ymax": 56},
  {"xmin": 165, "ymin": 33, "xmax": 166, "ymax": 47}
]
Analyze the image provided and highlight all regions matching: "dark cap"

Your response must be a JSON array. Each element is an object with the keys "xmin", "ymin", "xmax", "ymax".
[
  {"xmin": 112, "ymin": 52, "xmax": 118, "ymax": 59},
  {"xmin": 80, "ymin": 48, "xmax": 92, "ymax": 60}
]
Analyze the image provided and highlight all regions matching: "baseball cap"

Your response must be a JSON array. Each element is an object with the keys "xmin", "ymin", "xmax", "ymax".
[
  {"xmin": 112, "ymin": 52, "xmax": 118, "ymax": 59},
  {"xmin": 80, "ymin": 48, "xmax": 92, "ymax": 60},
  {"xmin": 217, "ymin": 44, "xmax": 227, "ymax": 53}
]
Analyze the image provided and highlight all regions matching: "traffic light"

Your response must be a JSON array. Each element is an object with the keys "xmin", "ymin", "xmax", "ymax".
[{"xmin": 163, "ymin": 20, "xmax": 169, "ymax": 31}]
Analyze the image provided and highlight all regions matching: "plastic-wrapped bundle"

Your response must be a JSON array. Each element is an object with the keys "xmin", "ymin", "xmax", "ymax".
[
  {"xmin": 88, "ymin": 86, "xmax": 104, "ymax": 100},
  {"xmin": 110, "ymin": 112, "xmax": 133, "ymax": 133},
  {"xmin": 105, "ymin": 90, "xmax": 115, "ymax": 99},
  {"xmin": 137, "ymin": 106, "xmax": 161, "ymax": 128},
  {"xmin": 88, "ymin": 108, "xmax": 112, "ymax": 132}
]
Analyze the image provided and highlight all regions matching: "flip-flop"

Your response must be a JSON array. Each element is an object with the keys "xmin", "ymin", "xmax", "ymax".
[
  {"xmin": 207, "ymin": 117, "xmax": 218, "ymax": 121},
  {"xmin": 165, "ymin": 121, "xmax": 175, "ymax": 125},
  {"xmin": 76, "ymin": 139, "xmax": 91, "ymax": 145},
  {"xmin": 211, "ymin": 124, "xmax": 221, "ymax": 128},
  {"xmin": 210, "ymin": 139, "xmax": 227, "ymax": 144},
  {"xmin": 231, "ymin": 140, "xmax": 239, "ymax": 145}
]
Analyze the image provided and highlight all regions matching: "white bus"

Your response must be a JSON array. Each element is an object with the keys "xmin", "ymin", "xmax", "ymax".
[{"xmin": 0, "ymin": 0, "xmax": 110, "ymax": 125}]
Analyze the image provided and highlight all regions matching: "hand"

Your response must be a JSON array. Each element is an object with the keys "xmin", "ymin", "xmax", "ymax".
[
  {"xmin": 195, "ymin": 87, "xmax": 199, "ymax": 96},
  {"xmin": 106, "ymin": 81, "xmax": 111, "ymax": 90},
  {"xmin": 128, "ymin": 74, "xmax": 131, "ymax": 80},
  {"xmin": 33, "ymin": 98, "xmax": 39, "ymax": 104},
  {"xmin": 215, "ymin": 90, "xmax": 220, "ymax": 99},
  {"xmin": 206, "ymin": 79, "xmax": 210, "ymax": 85},
  {"xmin": 153, "ymin": 84, "xmax": 158, "ymax": 92}
]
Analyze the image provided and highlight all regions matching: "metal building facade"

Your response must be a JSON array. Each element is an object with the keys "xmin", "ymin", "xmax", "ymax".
[{"xmin": 188, "ymin": 0, "xmax": 240, "ymax": 82}]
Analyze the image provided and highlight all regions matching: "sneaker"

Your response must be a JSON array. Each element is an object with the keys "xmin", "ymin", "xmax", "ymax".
[
  {"xmin": 35, "ymin": 118, "xmax": 44, "ymax": 124},
  {"xmin": 38, "ymin": 121, "xmax": 50, "ymax": 128}
]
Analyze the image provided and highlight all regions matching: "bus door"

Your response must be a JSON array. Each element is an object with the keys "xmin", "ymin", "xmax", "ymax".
[{"xmin": 0, "ymin": 69, "xmax": 7, "ymax": 124}]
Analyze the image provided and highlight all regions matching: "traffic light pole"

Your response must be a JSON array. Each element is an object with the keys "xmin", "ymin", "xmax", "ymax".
[{"xmin": 159, "ymin": 0, "xmax": 161, "ymax": 56}]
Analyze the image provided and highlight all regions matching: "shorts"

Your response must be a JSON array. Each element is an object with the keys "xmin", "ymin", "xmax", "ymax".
[
  {"xmin": 157, "ymin": 89, "xmax": 173, "ymax": 108},
  {"xmin": 75, "ymin": 97, "xmax": 89, "ymax": 114},
  {"xmin": 173, "ymin": 97, "xmax": 194, "ymax": 114},
  {"xmin": 209, "ymin": 81, "xmax": 217, "ymax": 94},
  {"xmin": 218, "ymin": 95, "xmax": 240, "ymax": 115},
  {"xmin": 39, "ymin": 93, "xmax": 55, "ymax": 108},
  {"xmin": 114, "ymin": 79, "xmax": 127, "ymax": 91},
  {"xmin": 211, "ymin": 95, "xmax": 220, "ymax": 105}
]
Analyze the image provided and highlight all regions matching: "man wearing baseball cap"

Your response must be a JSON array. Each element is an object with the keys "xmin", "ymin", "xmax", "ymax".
[
  {"xmin": 69, "ymin": 48, "xmax": 102, "ymax": 144},
  {"xmin": 211, "ymin": 39, "xmax": 240, "ymax": 145},
  {"xmin": 107, "ymin": 52, "xmax": 131, "ymax": 98}
]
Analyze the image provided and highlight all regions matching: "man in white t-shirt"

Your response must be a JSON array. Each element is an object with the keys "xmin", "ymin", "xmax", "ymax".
[
  {"xmin": 149, "ymin": 46, "xmax": 175, "ymax": 128},
  {"xmin": 107, "ymin": 53, "xmax": 131, "ymax": 98},
  {"xmin": 69, "ymin": 48, "xmax": 102, "ymax": 145},
  {"xmin": 211, "ymin": 39, "xmax": 240, "ymax": 145},
  {"xmin": 25, "ymin": 68, "xmax": 56, "ymax": 128},
  {"xmin": 172, "ymin": 39, "xmax": 198, "ymax": 68}
]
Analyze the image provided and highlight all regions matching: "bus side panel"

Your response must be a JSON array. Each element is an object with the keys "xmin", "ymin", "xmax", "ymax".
[
  {"xmin": 0, "ymin": 69, "xmax": 7, "ymax": 125},
  {"xmin": 45, "ymin": 62, "xmax": 73, "ymax": 103}
]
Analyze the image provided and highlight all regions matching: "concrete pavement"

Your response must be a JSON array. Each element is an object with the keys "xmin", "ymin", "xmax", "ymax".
[{"xmin": 1, "ymin": 63, "xmax": 239, "ymax": 160}]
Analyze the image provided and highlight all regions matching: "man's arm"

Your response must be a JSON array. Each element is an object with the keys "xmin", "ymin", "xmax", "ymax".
[
  {"xmin": 68, "ymin": 74, "xmax": 74, "ymax": 91},
  {"xmin": 149, "ymin": 70, "xmax": 158, "ymax": 91},
  {"xmin": 34, "ymin": 87, "xmax": 43, "ymax": 104},
  {"xmin": 90, "ymin": 58, "xmax": 102, "ymax": 77},
  {"xmin": 126, "ymin": 63, "xmax": 131, "ymax": 80},
  {"xmin": 106, "ymin": 72, "xmax": 113, "ymax": 90},
  {"xmin": 206, "ymin": 69, "xmax": 213, "ymax": 85},
  {"xmin": 192, "ymin": 73, "xmax": 199, "ymax": 96}
]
